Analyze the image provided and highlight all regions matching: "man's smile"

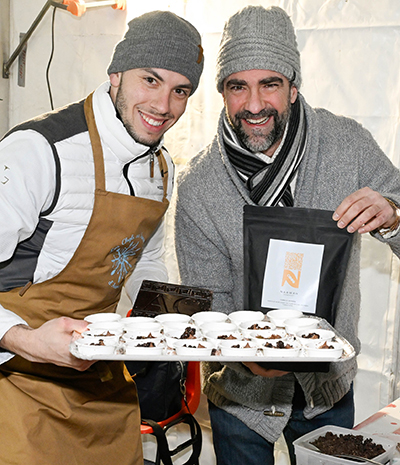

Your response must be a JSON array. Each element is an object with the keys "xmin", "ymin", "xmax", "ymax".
[
  {"xmin": 139, "ymin": 110, "xmax": 166, "ymax": 128},
  {"xmin": 243, "ymin": 115, "xmax": 272, "ymax": 126}
]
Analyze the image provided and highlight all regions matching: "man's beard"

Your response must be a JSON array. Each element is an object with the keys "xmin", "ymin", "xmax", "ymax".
[
  {"xmin": 228, "ymin": 100, "xmax": 291, "ymax": 153},
  {"xmin": 114, "ymin": 81, "xmax": 160, "ymax": 150}
]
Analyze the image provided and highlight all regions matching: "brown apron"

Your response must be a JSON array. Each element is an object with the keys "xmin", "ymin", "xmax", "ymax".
[{"xmin": 0, "ymin": 93, "xmax": 169, "ymax": 465}]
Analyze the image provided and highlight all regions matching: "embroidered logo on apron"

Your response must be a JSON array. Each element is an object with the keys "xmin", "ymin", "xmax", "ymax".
[{"xmin": 109, "ymin": 233, "xmax": 145, "ymax": 288}]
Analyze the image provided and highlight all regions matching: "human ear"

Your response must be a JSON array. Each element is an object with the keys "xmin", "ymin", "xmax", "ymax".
[
  {"xmin": 290, "ymin": 85, "xmax": 298, "ymax": 103},
  {"xmin": 109, "ymin": 72, "xmax": 122, "ymax": 88}
]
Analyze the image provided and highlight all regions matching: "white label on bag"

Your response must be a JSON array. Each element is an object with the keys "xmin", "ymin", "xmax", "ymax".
[{"xmin": 261, "ymin": 239, "xmax": 324, "ymax": 313}]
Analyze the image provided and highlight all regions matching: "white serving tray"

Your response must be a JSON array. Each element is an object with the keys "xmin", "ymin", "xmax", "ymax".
[
  {"xmin": 69, "ymin": 346, "xmax": 355, "ymax": 363},
  {"xmin": 70, "ymin": 316, "xmax": 356, "ymax": 363}
]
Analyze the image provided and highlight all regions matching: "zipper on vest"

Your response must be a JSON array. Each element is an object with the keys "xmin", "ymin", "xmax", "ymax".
[
  {"xmin": 122, "ymin": 150, "xmax": 153, "ymax": 196},
  {"xmin": 150, "ymin": 152, "xmax": 154, "ymax": 178}
]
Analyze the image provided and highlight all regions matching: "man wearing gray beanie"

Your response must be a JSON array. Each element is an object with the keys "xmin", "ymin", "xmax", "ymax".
[
  {"xmin": 0, "ymin": 10, "xmax": 203, "ymax": 465},
  {"xmin": 174, "ymin": 5, "xmax": 400, "ymax": 465},
  {"xmin": 108, "ymin": 10, "xmax": 204, "ymax": 95}
]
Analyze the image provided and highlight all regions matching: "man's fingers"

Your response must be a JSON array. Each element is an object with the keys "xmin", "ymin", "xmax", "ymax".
[{"xmin": 333, "ymin": 188, "xmax": 396, "ymax": 234}]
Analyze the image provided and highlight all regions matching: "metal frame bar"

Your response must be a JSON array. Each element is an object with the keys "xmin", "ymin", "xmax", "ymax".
[
  {"xmin": 2, "ymin": 0, "xmax": 120, "ymax": 79},
  {"xmin": 3, "ymin": 1, "xmax": 68, "ymax": 79}
]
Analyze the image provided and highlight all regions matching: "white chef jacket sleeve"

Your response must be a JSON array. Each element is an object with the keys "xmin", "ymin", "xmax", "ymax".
[
  {"xmin": 0, "ymin": 130, "xmax": 56, "ymax": 363},
  {"xmin": 0, "ymin": 310, "xmax": 28, "ymax": 363}
]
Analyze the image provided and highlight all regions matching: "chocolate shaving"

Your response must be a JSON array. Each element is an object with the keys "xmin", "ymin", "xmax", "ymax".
[
  {"xmin": 302, "ymin": 332, "xmax": 320, "ymax": 339},
  {"xmin": 311, "ymin": 432, "xmax": 385, "ymax": 459},
  {"xmin": 319, "ymin": 341, "xmax": 334, "ymax": 349},
  {"xmin": 137, "ymin": 342, "xmax": 155, "ymax": 348},
  {"xmin": 264, "ymin": 340, "xmax": 293, "ymax": 349},
  {"xmin": 180, "ymin": 327, "xmax": 197, "ymax": 339},
  {"xmin": 248, "ymin": 324, "xmax": 271, "ymax": 330},
  {"xmin": 90, "ymin": 339, "xmax": 106, "ymax": 346}
]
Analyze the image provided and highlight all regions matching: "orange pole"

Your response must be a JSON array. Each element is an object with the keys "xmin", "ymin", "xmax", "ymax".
[{"xmin": 63, "ymin": 0, "xmax": 126, "ymax": 17}]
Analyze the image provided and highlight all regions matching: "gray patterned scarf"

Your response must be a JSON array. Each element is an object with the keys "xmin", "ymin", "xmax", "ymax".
[{"xmin": 223, "ymin": 97, "xmax": 307, "ymax": 206}]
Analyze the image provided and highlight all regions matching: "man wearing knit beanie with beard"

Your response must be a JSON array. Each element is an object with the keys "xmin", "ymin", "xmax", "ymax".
[
  {"xmin": 173, "ymin": 5, "xmax": 400, "ymax": 465},
  {"xmin": 0, "ymin": 10, "xmax": 203, "ymax": 465}
]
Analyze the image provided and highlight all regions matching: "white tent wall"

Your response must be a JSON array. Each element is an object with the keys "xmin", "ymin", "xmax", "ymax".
[{"xmin": 1, "ymin": 0, "xmax": 400, "ymax": 463}]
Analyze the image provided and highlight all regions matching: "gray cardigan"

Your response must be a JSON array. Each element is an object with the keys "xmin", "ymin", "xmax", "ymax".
[{"xmin": 173, "ymin": 95, "xmax": 400, "ymax": 442}]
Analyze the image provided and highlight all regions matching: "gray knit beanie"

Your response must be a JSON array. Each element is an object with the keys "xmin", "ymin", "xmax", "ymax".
[
  {"xmin": 107, "ymin": 11, "xmax": 204, "ymax": 95},
  {"xmin": 216, "ymin": 5, "xmax": 301, "ymax": 93}
]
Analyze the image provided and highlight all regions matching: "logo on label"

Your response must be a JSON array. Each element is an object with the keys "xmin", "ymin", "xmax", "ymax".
[
  {"xmin": 108, "ymin": 233, "xmax": 145, "ymax": 289},
  {"xmin": 281, "ymin": 252, "xmax": 304, "ymax": 289}
]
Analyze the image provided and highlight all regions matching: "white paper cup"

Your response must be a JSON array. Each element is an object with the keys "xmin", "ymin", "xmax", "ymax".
[
  {"xmin": 164, "ymin": 329, "xmax": 201, "ymax": 348},
  {"xmin": 75, "ymin": 338, "xmax": 117, "ymax": 356},
  {"xmin": 238, "ymin": 320, "xmax": 276, "ymax": 337},
  {"xmin": 125, "ymin": 343, "xmax": 165, "ymax": 356},
  {"xmin": 199, "ymin": 322, "xmax": 238, "ymax": 335},
  {"xmin": 84, "ymin": 312, "xmax": 121, "ymax": 323},
  {"xmin": 304, "ymin": 341, "xmax": 343, "ymax": 359},
  {"xmin": 173, "ymin": 340, "xmax": 214, "ymax": 356},
  {"xmin": 261, "ymin": 340, "xmax": 301, "ymax": 357},
  {"xmin": 123, "ymin": 321, "xmax": 163, "ymax": 334},
  {"xmin": 285, "ymin": 317, "xmax": 319, "ymax": 334},
  {"xmin": 86, "ymin": 321, "xmax": 124, "ymax": 335},
  {"xmin": 160, "ymin": 322, "xmax": 198, "ymax": 335},
  {"xmin": 79, "ymin": 333, "xmax": 120, "ymax": 346},
  {"xmin": 218, "ymin": 340, "xmax": 258, "ymax": 357},
  {"xmin": 122, "ymin": 328, "xmax": 164, "ymax": 340},
  {"xmin": 123, "ymin": 336, "xmax": 164, "ymax": 348},
  {"xmin": 204, "ymin": 330, "xmax": 242, "ymax": 346},
  {"xmin": 120, "ymin": 316, "xmax": 154, "ymax": 326},
  {"xmin": 228, "ymin": 310, "xmax": 265, "ymax": 325},
  {"xmin": 249, "ymin": 328, "xmax": 287, "ymax": 343},
  {"xmin": 154, "ymin": 313, "xmax": 192, "ymax": 325},
  {"xmin": 267, "ymin": 309, "xmax": 303, "ymax": 327},
  {"xmin": 191, "ymin": 311, "xmax": 228, "ymax": 326},
  {"xmin": 295, "ymin": 329, "xmax": 335, "ymax": 344}
]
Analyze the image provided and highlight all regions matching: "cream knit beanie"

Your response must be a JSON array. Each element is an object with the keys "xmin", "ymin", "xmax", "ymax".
[{"xmin": 216, "ymin": 5, "xmax": 301, "ymax": 92}]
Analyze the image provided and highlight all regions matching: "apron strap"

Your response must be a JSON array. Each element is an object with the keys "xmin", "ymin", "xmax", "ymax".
[
  {"xmin": 84, "ymin": 91, "xmax": 169, "ymax": 204},
  {"xmin": 155, "ymin": 150, "xmax": 170, "ymax": 204},
  {"xmin": 84, "ymin": 92, "xmax": 106, "ymax": 191}
]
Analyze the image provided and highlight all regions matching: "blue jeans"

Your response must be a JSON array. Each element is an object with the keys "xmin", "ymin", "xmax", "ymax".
[{"xmin": 208, "ymin": 383, "xmax": 354, "ymax": 465}]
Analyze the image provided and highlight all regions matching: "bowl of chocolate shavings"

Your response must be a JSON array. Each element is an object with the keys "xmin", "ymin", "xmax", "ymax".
[{"xmin": 293, "ymin": 425, "xmax": 396, "ymax": 465}]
